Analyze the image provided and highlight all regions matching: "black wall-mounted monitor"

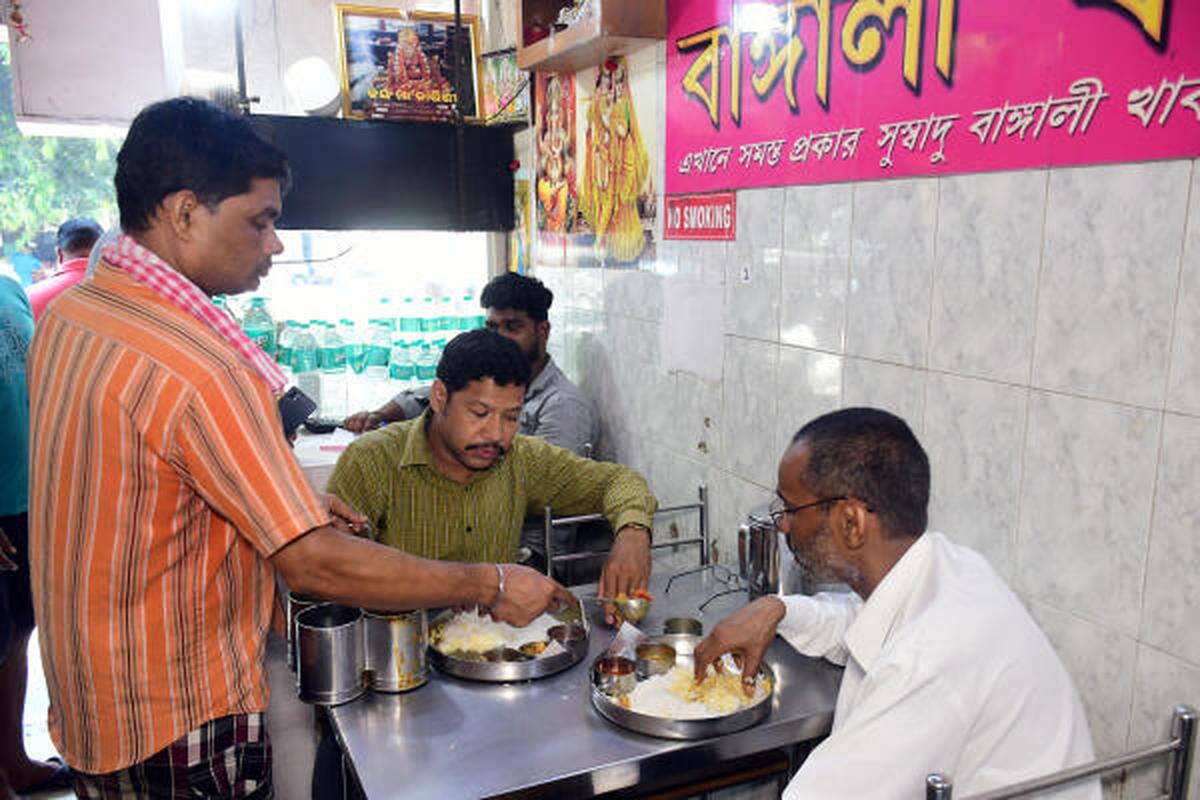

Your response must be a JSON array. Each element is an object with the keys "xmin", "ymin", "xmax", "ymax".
[{"xmin": 250, "ymin": 114, "xmax": 515, "ymax": 232}]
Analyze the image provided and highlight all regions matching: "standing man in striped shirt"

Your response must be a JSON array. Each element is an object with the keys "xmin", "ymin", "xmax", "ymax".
[{"xmin": 26, "ymin": 97, "xmax": 573, "ymax": 799}]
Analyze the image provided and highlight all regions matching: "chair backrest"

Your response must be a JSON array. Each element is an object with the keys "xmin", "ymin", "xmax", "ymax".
[
  {"xmin": 926, "ymin": 705, "xmax": 1195, "ymax": 800},
  {"xmin": 541, "ymin": 485, "xmax": 710, "ymax": 576}
]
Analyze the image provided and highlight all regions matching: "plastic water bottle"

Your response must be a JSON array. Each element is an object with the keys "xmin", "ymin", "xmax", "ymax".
[
  {"xmin": 456, "ymin": 291, "xmax": 479, "ymax": 332},
  {"xmin": 320, "ymin": 321, "xmax": 347, "ymax": 420},
  {"xmin": 241, "ymin": 297, "xmax": 276, "ymax": 359},
  {"xmin": 291, "ymin": 322, "xmax": 321, "ymax": 411},
  {"xmin": 399, "ymin": 297, "xmax": 421, "ymax": 350},
  {"xmin": 365, "ymin": 318, "xmax": 392, "ymax": 408},
  {"xmin": 213, "ymin": 294, "xmax": 239, "ymax": 325},
  {"xmin": 419, "ymin": 296, "xmax": 437, "ymax": 350},
  {"xmin": 438, "ymin": 295, "xmax": 456, "ymax": 341},
  {"xmin": 388, "ymin": 332, "xmax": 416, "ymax": 394},
  {"xmin": 276, "ymin": 320, "xmax": 299, "ymax": 384},
  {"xmin": 413, "ymin": 339, "xmax": 438, "ymax": 384},
  {"xmin": 342, "ymin": 318, "xmax": 368, "ymax": 410}
]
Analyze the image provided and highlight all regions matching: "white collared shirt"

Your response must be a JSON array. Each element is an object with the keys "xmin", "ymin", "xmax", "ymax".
[{"xmin": 778, "ymin": 532, "xmax": 1098, "ymax": 799}]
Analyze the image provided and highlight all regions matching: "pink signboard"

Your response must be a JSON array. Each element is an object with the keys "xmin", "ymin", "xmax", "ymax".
[{"xmin": 665, "ymin": 0, "xmax": 1199, "ymax": 193}]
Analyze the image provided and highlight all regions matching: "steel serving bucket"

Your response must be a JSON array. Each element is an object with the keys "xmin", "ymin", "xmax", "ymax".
[
  {"xmin": 286, "ymin": 591, "xmax": 321, "ymax": 672},
  {"xmin": 738, "ymin": 505, "xmax": 845, "ymax": 598},
  {"xmin": 738, "ymin": 507, "xmax": 781, "ymax": 599},
  {"xmin": 296, "ymin": 603, "xmax": 365, "ymax": 706},
  {"xmin": 362, "ymin": 609, "xmax": 428, "ymax": 693}
]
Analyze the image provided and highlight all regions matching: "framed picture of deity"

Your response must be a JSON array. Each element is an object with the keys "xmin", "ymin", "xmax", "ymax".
[
  {"xmin": 480, "ymin": 48, "xmax": 530, "ymax": 126},
  {"xmin": 335, "ymin": 5, "xmax": 483, "ymax": 123}
]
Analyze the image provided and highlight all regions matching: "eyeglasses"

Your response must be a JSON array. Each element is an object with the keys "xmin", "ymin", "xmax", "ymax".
[{"xmin": 768, "ymin": 495, "xmax": 847, "ymax": 529}]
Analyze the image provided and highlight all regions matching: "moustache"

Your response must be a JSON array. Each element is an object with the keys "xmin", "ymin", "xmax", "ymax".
[{"xmin": 465, "ymin": 442, "xmax": 507, "ymax": 455}]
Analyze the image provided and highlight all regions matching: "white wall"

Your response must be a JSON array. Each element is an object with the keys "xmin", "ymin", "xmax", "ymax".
[{"xmin": 529, "ymin": 41, "xmax": 1200, "ymax": 798}]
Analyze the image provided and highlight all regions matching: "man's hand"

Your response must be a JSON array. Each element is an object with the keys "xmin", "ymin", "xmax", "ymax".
[
  {"xmin": 0, "ymin": 527, "xmax": 16, "ymax": 571},
  {"xmin": 321, "ymin": 494, "xmax": 368, "ymax": 535},
  {"xmin": 342, "ymin": 399, "xmax": 407, "ymax": 433},
  {"xmin": 598, "ymin": 525, "xmax": 651, "ymax": 626},
  {"xmin": 693, "ymin": 596, "xmax": 786, "ymax": 695},
  {"xmin": 341, "ymin": 410, "xmax": 383, "ymax": 433},
  {"xmin": 490, "ymin": 564, "xmax": 577, "ymax": 627}
]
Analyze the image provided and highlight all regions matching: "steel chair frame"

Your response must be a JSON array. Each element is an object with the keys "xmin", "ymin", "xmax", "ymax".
[{"xmin": 926, "ymin": 705, "xmax": 1196, "ymax": 800}]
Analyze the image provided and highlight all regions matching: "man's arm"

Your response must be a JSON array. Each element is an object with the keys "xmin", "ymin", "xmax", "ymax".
[
  {"xmin": 693, "ymin": 592, "xmax": 861, "ymax": 686},
  {"xmin": 775, "ymin": 591, "xmax": 861, "ymax": 665},
  {"xmin": 272, "ymin": 524, "xmax": 574, "ymax": 626},
  {"xmin": 521, "ymin": 438, "xmax": 656, "ymax": 616},
  {"xmin": 342, "ymin": 386, "xmax": 429, "ymax": 432}
]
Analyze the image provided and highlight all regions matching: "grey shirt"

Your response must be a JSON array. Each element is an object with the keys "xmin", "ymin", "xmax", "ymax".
[{"xmin": 391, "ymin": 355, "xmax": 599, "ymax": 455}]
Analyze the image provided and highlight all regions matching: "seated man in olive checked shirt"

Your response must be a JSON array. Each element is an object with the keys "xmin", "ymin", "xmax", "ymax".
[{"xmin": 327, "ymin": 328, "xmax": 656, "ymax": 627}]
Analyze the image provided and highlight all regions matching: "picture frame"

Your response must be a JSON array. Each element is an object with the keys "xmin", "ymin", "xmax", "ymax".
[
  {"xmin": 335, "ymin": 5, "xmax": 483, "ymax": 123},
  {"xmin": 480, "ymin": 48, "xmax": 530, "ymax": 126}
]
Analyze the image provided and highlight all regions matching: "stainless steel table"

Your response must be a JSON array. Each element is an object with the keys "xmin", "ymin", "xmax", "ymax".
[{"xmin": 328, "ymin": 569, "xmax": 842, "ymax": 798}]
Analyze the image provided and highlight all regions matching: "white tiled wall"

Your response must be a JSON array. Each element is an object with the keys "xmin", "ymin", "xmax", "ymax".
[{"xmin": 528, "ymin": 44, "xmax": 1200, "ymax": 797}]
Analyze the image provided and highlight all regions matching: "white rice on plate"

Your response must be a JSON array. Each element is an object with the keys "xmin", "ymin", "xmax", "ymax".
[
  {"xmin": 626, "ymin": 664, "xmax": 771, "ymax": 719},
  {"xmin": 431, "ymin": 611, "xmax": 563, "ymax": 655}
]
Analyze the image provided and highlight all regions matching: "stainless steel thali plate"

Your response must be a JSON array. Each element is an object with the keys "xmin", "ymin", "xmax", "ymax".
[
  {"xmin": 428, "ymin": 602, "xmax": 589, "ymax": 682},
  {"xmin": 590, "ymin": 633, "xmax": 774, "ymax": 740}
]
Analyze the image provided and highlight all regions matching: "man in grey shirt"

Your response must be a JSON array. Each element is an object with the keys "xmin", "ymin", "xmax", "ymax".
[{"xmin": 344, "ymin": 273, "xmax": 599, "ymax": 455}]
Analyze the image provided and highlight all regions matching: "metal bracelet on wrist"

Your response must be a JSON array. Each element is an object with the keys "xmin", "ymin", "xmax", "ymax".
[{"xmin": 490, "ymin": 563, "xmax": 506, "ymax": 611}]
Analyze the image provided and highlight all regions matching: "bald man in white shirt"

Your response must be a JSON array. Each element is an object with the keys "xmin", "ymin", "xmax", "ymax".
[{"xmin": 695, "ymin": 407, "xmax": 1098, "ymax": 800}]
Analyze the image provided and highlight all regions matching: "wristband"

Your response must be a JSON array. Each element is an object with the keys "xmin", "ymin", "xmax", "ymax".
[{"xmin": 490, "ymin": 564, "xmax": 506, "ymax": 611}]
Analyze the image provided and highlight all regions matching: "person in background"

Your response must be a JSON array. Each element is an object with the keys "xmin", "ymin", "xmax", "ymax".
[
  {"xmin": 694, "ymin": 408, "xmax": 1098, "ymax": 799},
  {"xmin": 0, "ymin": 271, "xmax": 72, "ymax": 797},
  {"xmin": 344, "ymin": 273, "xmax": 598, "ymax": 456},
  {"xmin": 328, "ymin": 328, "xmax": 654, "ymax": 625},
  {"xmin": 27, "ymin": 217, "xmax": 104, "ymax": 321},
  {"xmin": 26, "ymin": 97, "xmax": 571, "ymax": 799}
]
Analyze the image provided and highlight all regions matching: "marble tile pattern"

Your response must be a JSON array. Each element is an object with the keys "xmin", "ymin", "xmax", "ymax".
[
  {"xmin": 845, "ymin": 178, "xmax": 938, "ymax": 367},
  {"xmin": 720, "ymin": 337, "xmax": 780, "ymax": 488},
  {"xmin": 923, "ymin": 374, "xmax": 1026, "ymax": 579},
  {"xmin": 1126, "ymin": 647, "xmax": 1200, "ymax": 800},
  {"xmin": 841, "ymin": 357, "xmax": 927, "ymax": 435},
  {"xmin": 1027, "ymin": 601, "xmax": 1138, "ymax": 760},
  {"xmin": 774, "ymin": 346, "xmax": 843, "ymax": 456},
  {"xmin": 780, "ymin": 183, "xmax": 853, "ymax": 352},
  {"xmin": 929, "ymin": 170, "xmax": 1046, "ymax": 384},
  {"xmin": 1167, "ymin": 163, "xmax": 1200, "ymax": 415},
  {"xmin": 724, "ymin": 187, "xmax": 784, "ymax": 341},
  {"xmin": 1140, "ymin": 413, "xmax": 1200, "ymax": 665},
  {"xmin": 524, "ymin": 61, "xmax": 1200, "ymax": 778},
  {"xmin": 1033, "ymin": 161, "xmax": 1190, "ymax": 407},
  {"xmin": 1017, "ymin": 391, "xmax": 1159, "ymax": 636}
]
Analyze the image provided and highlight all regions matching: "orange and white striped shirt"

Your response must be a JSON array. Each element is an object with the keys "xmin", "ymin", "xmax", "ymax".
[{"xmin": 27, "ymin": 261, "xmax": 329, "ymax": 774}]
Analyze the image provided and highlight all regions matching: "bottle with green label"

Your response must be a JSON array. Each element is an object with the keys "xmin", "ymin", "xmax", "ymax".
[
  {"xmin": 240, "ymin": 297, "xmax": 275, "ymax": 358},
  {"xmin": 291, "ymin": 322, "xmax": 321, "ymax": 409}
]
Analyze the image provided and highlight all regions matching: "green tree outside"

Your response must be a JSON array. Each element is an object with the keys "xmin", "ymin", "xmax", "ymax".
[{"xmin": 0, "ymin": 40, "xmax": 120, "ymax": 261}]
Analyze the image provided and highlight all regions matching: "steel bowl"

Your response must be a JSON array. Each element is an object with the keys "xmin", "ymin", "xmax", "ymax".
[
  {"xmin": 663, "ymin": 617, "xmax": 703, "ymax": 636},
  {"xmin": 613, "ymin": 597, "xmax": 650, "ymax": 624},
  {"xmin": 593, "ymin": 656, "xmax": 637, "ymax": 696}
]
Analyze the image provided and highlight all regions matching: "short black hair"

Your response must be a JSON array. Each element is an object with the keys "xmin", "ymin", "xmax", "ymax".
[
  {"xmin": 56, "ymin": 217, "xmax": 103, "ymax": 254},
  {"xmin": 436, "ymin": 328, "xmax": 532, "ymax": 396},
  {"xmin": 115, "ymin": 97, "xmax": 291, "ymax": 233},
  {"xmin": 480, "ymin": 273, "xmax": 553, "ymax": 322},
  {"xmin": 792, "ymin": 407, "xmax": 930, "ymax": 539}
]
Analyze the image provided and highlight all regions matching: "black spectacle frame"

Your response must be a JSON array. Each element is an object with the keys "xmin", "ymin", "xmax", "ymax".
[{"xmin": 768, "ymin": 495, "xmax": 847, "ymax": 528}]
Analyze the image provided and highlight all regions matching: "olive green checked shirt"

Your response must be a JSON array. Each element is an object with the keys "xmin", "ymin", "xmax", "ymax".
[{"xmin": 325, "ymin": 411, "xmax": 657, "ymax": 563}]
